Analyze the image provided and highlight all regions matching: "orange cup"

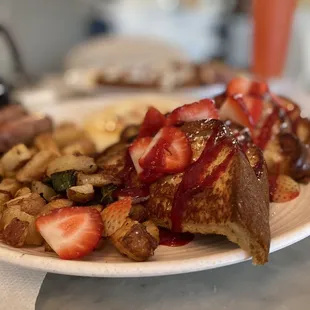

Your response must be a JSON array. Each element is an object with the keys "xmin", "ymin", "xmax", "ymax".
[{"xmin": 252, "ymin": 0, "xmax": 298, "ymax": 79}]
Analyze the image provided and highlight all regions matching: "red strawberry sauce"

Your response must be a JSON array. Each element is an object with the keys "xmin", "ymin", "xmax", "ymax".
[
  {"xmin": 255, "ymin": 107, "xmax": 279, "ymax": 150},
  {"xmin": 159, "ymin": 228, "xmax": 194, "ymax": 247}
]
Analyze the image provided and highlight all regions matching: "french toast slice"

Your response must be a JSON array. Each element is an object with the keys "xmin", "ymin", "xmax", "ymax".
[{"xmin": 146, "ymin": 119, "xmax": 270, "ymax": 264}]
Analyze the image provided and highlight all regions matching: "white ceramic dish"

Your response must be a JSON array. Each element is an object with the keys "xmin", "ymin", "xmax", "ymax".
[{"xmin": 1, "ymin": 84, "xmax": 310, "ymax": 277}]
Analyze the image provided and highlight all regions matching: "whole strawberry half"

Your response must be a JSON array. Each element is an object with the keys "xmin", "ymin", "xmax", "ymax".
[
  {"xmin": 36, "ymin": 207, "xmax": 104, "ymax": 260},
  {"xmin": 269, "ymin": 174, "xmax": 300, "ymax": 203},
  {"xmin": 100, "ymin": 197, "xmax": 132, "ymax": 237}
]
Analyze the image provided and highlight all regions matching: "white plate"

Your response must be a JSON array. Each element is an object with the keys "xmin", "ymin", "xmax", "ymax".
[{"xmin": 1, "ymin": 85, "xmax": 310, "ymax": 277}]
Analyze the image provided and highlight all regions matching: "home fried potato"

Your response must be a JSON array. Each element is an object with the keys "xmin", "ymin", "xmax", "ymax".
[
  {"xmin": 15, "ymin": 187, "xmax": 31, "ymax": 198},
  {"xmin": 53, "ymin": 123, "xmax": 86, "ymax": 148},
  {"xmin": 95, "ymin": 142, "xmax": 127, "ymax": 170},
  {"xmin": 129, "ymin": 204, "xmax": 148, "ymax": 222},
  {"xmin": 0, "ymin": 192, "xmax": 11, "ymax": 219},
  {"xmin": 1, "ymin": 144, "xmax": 32, "ymax": 175},
  {"xmin": 5, "ymin": 193, "xmax": 46, "ymax": 216},
  {"xmin": 76, "ymin": 172, "xmax": 121, "ymax": 187},
  {"xmin": 2, "ymin": 218, "xmax": 29, "ymax": 247},
  {"xmin": 19, "ymin": 193, "xmax": 46, "ymax": 216},
  {"xmin": 67, "ymin": 184, "xmax": 94, "ymax": 203},
  {"xmin": 0, "ymin": 178, "xmax": 22, "ymax": 196},
  {"xmin": 39, "ymin": 199, "xmax": 73, "ymax": 216},
  {"xmin": 110, "ymin": 218, "xmax": 158, "ymax": 262},
  {"xmin": 5, "ymin": 193, "xmax": 32, "ymax": 208},
  {"xmin": 0, "ymin": 206, "xmax": 43, "ymax": 245},
  {"xmin": 62, "ymin": 137, "xmax": 96, "ymax": 156},
  {"xmin": 0, "ymin": 162, "xmax": 4, "ymax": 180},
  {"xmin": 34, "ymin": 133, "xmax": 60, "ymax": 155},
  {"xmin": 31, "ymin": 181, "xmax": 56, "ymax": 201},
  {"xmin": 143, "ymin": 220, "xmax": 160, "ymax": 243},
  {"xmin": 46, "ymin": 155, "xmax": 97, "ymax": 177},
  {"xmin": 16, "ymin": 150, "xmax": 58, "ymax": 182}
]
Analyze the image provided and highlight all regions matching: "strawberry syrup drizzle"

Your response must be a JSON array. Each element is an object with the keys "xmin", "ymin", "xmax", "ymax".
[
  {"xmin": 159, "ymin": 228, "xmax": 194, "ymax": 247},
  {"xmin": 118, "ymin": 150, "xmax": 135, "ymax": 185},
  {"xmin": 118, "ymin": 151, "xmax": 151, "ymax": 198},
  {"xmin": 170, "ymin": 123, "xmax": 237, "ymax": 232},
  {"xmin": 255, "ymin": 107, "xmax": 279, "ymax": 150}
]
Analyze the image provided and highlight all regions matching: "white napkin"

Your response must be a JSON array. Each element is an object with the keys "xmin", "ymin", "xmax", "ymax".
[{"xmin": 0, "ymin": 262, "xmax": 46, "ymax": 310}]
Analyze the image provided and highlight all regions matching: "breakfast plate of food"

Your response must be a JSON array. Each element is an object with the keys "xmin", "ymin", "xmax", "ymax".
[{"xmin": 0, "ymin": 76, "xmax": 309, "ymax": 277}]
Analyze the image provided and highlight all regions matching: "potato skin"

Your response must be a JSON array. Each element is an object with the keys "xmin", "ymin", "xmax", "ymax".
[
  {"xmin": 67, "ymin": 184, "xmax": 95, "ymax": 203},
  {"xmin": 2, "ymin": 218, "xmax": 29, "ymax": 247},
  {"xmin": 5, "ymin": 193, "xmax": 46, "ymax": 216},
  {"xmin": 111, "ymin": 218, "xmax": 158, "ymax": 262},
  {"xmin": 46, "ymin": 155, "xmax": 97, "ymax": 177},
  {"xmin": 76, "ymin": 172, "xmax": 121, "ymax": 187},
  {"xmin": 31, "ymin": 181, "xmax": 56, "ymax": 202},
  {"xmin": 16, "ymin": 150, "xmax": 58, "ymax": 182},
  {"xmin": 129, "ymin": 204, "xmax": 147, "ymax": 222},
  {"xmin": 39, "ymin": 199, "xmax": 73, "ymax": 216},
  {"xmin": 1, "ymin": 144, "xmax": 32, "ymax": 174},
  {"xmin": 0, "ymin": 178, "xmax": 22, "ymax": 196},
  {"xmin": 0, "ymin": 206, "xmax": 43, "ymax": 245}
]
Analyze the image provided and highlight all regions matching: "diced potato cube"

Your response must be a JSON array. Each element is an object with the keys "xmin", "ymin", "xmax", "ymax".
[
  {"xmin": 46, "ymin": 155, "xmax": 97, "ymax": 177},
  {"xmin": 31, "ymin": 181, "xmax": 56, "ymax": 202},
  {"xmin": 0, "ymin": 178, "xmax": 22, "ymax": 196},
  {"xmin": 1, "ymin": 144, "xmax": 32, "ymax": 174},
  {"xmin": 67, "ymin": 184, "xmax": 94, "ymax": 203},
  {"xmin": 34, "ymin": 133, "xmax": 60, "ymax": 155},
  {"xmin": 16, "ymin": 150, "xmax": 58, "ymax": 183}
]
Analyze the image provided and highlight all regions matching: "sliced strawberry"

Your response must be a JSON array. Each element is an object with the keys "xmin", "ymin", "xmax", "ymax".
[
  {"xmin": 129, "ymin": 137, "xmax": 152, "ymax": 174},
  {"xmin": 140, "ymin": 126, "xmax": 192, "ymax": 175},
  {"xmin": 227, "ymin": 76, "xmax": 269, "ymax": 97},
  {"xmin": 219, "ymin": 95, "xmax": 255, "ymax": 132},
  {"xmin": 243, "ymin": 95, "xmax": 264, "ymax": 125},
  {"xmin": 269, "ymin": 174, "xmax": 300, "ymax": 203},
  {"xmin": 36, "ymin": 207, "xmax": 103, "ymax": 260},
  {"xmin": 100, "ymin": 197, "xmax": 132, "ymax": 236},
  {"xmin": 166, "ymin": 99, "xmax": 219, "ymax": 126},
  {"xmin": 138, "ymin": 107, "xmax": 166, "ymax": 138}
]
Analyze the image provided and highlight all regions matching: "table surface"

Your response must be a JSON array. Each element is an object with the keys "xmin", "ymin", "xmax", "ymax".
[{"xmin": 36, "ymin": 236, "xmax": 310, "ymax": 310}]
